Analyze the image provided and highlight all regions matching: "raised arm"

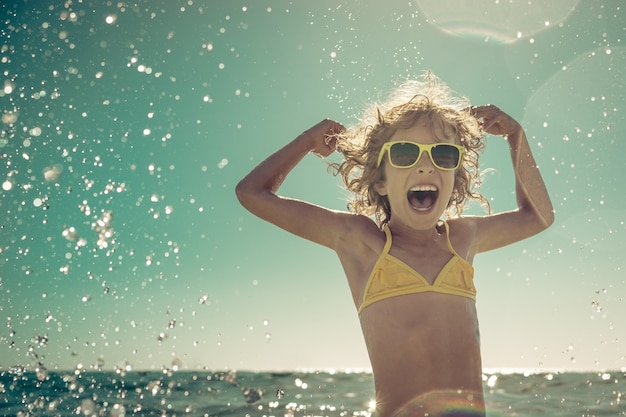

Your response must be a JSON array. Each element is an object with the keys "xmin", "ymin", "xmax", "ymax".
[
  {"xmin": 235, "ymin": 119, "xmax": 352, "ymax": 249},
  {"xmin": 469, "ymin": 105, "xmax": 555, "ymax": 253}
]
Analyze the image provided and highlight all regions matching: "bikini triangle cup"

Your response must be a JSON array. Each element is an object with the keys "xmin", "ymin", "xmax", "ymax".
[{"xmin": 358, "ymin": 221, "xmax": 476, "ymax": 314}]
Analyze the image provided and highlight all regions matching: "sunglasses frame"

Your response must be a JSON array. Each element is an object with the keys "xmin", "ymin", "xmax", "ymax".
[{"xmin": 376, "ymin": 141, "xmax": 465, "ymax": 171}]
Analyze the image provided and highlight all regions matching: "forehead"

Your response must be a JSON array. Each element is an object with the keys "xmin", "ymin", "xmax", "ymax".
[{"xmin": 389, "ymin": 115, "xmax": 459, "ymax": 144}]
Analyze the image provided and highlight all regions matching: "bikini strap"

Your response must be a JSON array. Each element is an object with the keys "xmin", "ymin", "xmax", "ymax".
[
  {"xmin": 384, "ymin": 222, "xmax": 457, "ymax": 256},
  {"xmin": 440, "ymin": 220, "xmax": 460, "ymax": 256},
  {"xmin": 382, "ymin": 224, "xmax": 393, "ymax": 255}
]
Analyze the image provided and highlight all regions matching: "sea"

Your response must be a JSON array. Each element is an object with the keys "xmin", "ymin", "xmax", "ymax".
[{"xmin": 0, "ymin": 369, "xmax": 623, "ymax": 417}]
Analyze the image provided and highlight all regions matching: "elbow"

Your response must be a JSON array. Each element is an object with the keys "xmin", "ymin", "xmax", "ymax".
[
  {"xmin": 520, "ymin": 194, "xmax": 554, "ymax": 232},
  {"xmin": 235, "ymin": 179, "xmax": 272, "ymax": 213},
  {"xmin": 518, "ymin": 204, "xmax": 555, "ymax": 237},
  {"xmin": 542, "ymin": 211, "xmax": 555, "ymax": 234},
  {"xmin": 544, "ymin": 208, "xmax": 555, "ymax": 229},
  {"xmin": 540, "ymin": 198, "xmax": 556, "ymax": 229},
  {"xmin": 534, "ymin": 207, "xmax": 555, "ymax": 233},
  {"xmin": 235, "ymin": 180, "xmax": 252, "ymax": 208}
]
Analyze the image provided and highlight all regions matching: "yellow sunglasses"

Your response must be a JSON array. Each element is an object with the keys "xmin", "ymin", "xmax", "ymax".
[{"xmin": 376, "ymin": 141, "xmax": 464, "ymax": 170}]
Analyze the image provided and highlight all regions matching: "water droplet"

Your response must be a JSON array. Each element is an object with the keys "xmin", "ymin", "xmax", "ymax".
[{"xmin": 242, "ymin": 387, "xmax": 263, "ymax": 404}]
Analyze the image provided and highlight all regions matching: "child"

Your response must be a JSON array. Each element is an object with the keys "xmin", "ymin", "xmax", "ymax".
[{"xmin": 236, "ymin": 72, "xmax": 554, "ymax": 417}]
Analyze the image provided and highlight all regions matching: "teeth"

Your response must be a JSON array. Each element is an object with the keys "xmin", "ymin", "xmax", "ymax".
[{"xmin": 409, "ymin": 185, "xmax": 438, "ymax": 192}]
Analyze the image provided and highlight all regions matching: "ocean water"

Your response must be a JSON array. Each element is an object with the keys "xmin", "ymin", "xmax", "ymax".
[{"xmin": 1, "ymin": 369, "xmax": 624, "ymax": 416}]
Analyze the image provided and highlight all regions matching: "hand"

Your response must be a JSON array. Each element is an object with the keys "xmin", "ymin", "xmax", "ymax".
[
  {"xmin": 303, "ymin": 119, "xmax": 345, "ymax": 158},
  {"xmin": 470, "ymin": 105, "xmax": 523, "ymax": 138}
]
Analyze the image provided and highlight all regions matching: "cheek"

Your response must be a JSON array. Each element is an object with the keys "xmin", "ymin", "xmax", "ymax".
[
  {"xmin": 374, "ymin": 178, "xmax": 388, "ymax": 196},
  {"xmin": 374, "ymin": 166, "xmax": 393, "ymax": 196},
  {"xmin": 443, "ymin": 172, "xmax": 457, "ymax": 194},
  {"xmin": 374, "ymin": 181, "xmax": 388, "ymax": 196}
]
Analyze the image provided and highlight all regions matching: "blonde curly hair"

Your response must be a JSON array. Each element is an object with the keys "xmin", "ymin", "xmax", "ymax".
[{"xmin": 334, "ymin": 72, "xmax": 489, "ymax": 226}]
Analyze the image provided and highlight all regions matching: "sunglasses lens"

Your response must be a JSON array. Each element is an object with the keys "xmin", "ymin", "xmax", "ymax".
[
  {"xmin": 386, "ymin": 142, "xmax": 462, "ymax": 169},
  {"xmin": 431, "ymin": 145, "xmax": 461, "ymax": 169},
  {"xmin": 389, "ymin": 143, "xmax": 421, "ymax": 167}
]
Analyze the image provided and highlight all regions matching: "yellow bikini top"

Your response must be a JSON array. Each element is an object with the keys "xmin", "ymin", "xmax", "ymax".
[{"xmin": 358, "ymin": 221, "xmax": 476, "ymax": 314}]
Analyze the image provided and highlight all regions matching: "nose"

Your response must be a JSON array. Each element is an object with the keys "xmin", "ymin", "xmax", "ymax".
[{"xmin": 414, "ymin": 151, "xmax": 435, "ymax": 173}]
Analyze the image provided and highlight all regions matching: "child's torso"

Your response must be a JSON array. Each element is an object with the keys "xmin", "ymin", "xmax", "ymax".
[{"xmin": 342, "ymin": 220, "xmax": 484, "ymax": 416}]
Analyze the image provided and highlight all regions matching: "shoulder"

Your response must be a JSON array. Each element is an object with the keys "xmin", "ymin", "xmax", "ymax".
[
  {"xmin": 443, "ymin": 217, "xmax": 480, "ymax": 261},
  {"xmin": 332, "ymin": 214, "xmax": 386, "ymax": 293},
  {"xmin": 333, "ymin": 213, "xmax": 385, "ymax": 256},
  {"xmin": 445, "ymin": 216, "xmax": 479, "ymax": 237}
]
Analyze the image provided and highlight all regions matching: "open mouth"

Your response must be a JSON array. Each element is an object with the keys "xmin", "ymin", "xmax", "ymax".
[{"xmin": 407, "ymin": 185, "xmax": 438, "ymax": 211}]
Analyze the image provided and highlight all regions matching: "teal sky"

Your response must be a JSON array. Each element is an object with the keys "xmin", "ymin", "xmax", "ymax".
[{"xmin": 1, "ymin": 0, "xmax": 624, "ymax": 373}]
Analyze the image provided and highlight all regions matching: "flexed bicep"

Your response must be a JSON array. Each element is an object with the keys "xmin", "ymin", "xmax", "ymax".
[
  {"xmin": 467, "ymin": 105, "xmax": 554, "ymax": 253},
  {"xmin": 236, "ymin": 119, "xmax": 350, "ymax": 249}
]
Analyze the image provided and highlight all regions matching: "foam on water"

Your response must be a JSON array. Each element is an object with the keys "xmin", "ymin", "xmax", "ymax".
[{"xmin": 1, "ymin": 369, "xmax": 624, "ymax": 416}]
